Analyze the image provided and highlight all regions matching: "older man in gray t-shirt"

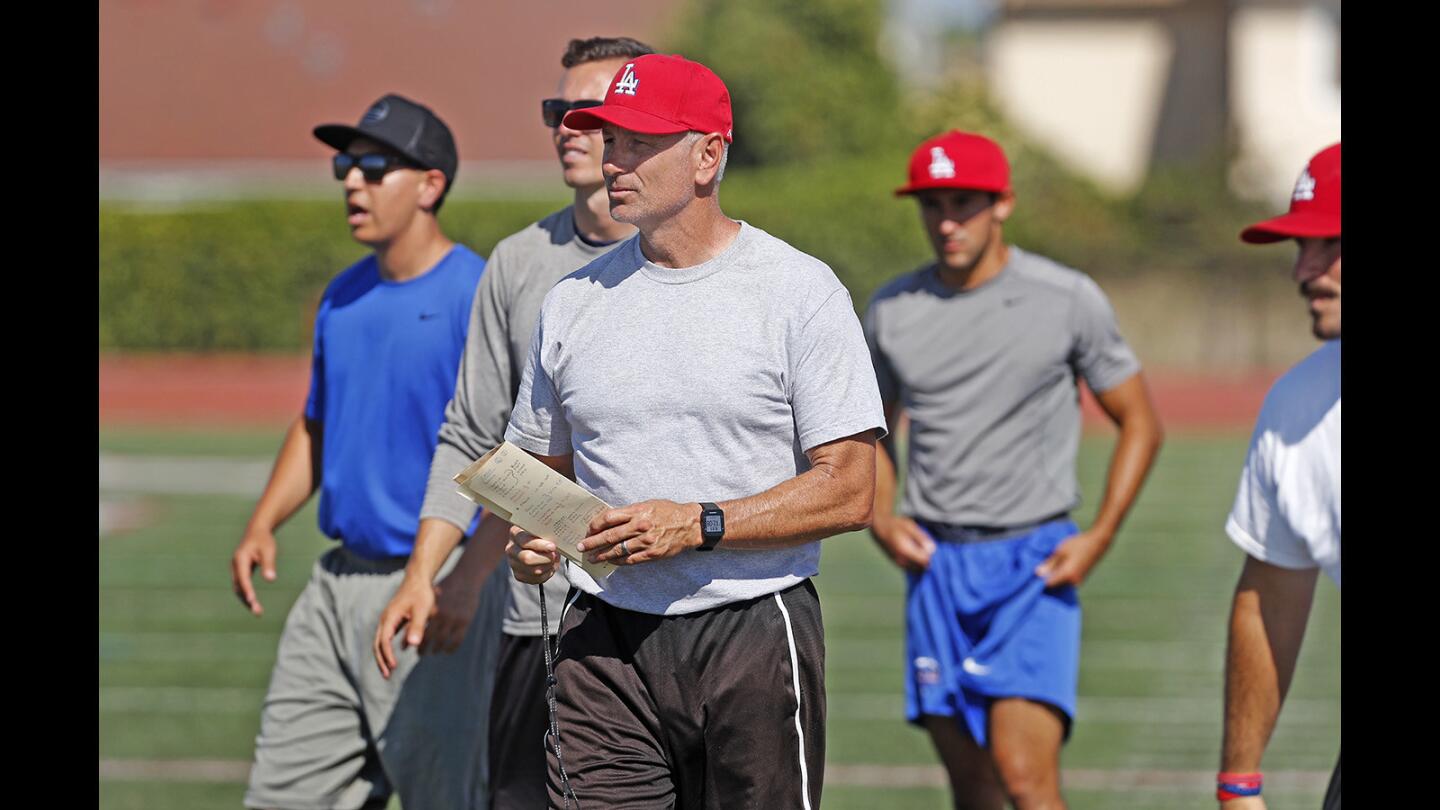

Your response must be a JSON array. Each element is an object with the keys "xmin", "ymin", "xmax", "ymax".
[
  {"xmin": 506, "ymin": 55, "xmax": 884, "ymax": 809},
  {"xmin": 867, "ymin": 131, "xmax": 1163, "ymax": 810}
]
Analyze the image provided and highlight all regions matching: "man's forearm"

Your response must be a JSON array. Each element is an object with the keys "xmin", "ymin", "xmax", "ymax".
[
  {"xmin": 718, "ymin": 433, "xmax": 877, "ymax": 550},
  {"xmin": 245, "ymin": 415, "xmax": 321, "ymax": 535},
  {"xmin": 443, "ymin": 511, "xmax": 512, "ymax": 587},
  {"xmin": 1220, "ymin": 557, "xmax": 1319, "ymax": 771},
  {"xmin": 404, "ymin": 518, "xmax": 467, "ymax": 585},
  {"xmin": 1090, "ymin": 377, "xmax": 1163, "ymax": 536},
  {"xmin": 872, "ymin": 402, "xmax": 905, "ymax": 522},
  {"xmin": 873, "ymin": 439, "xmax": 901, "ymax": 522}
]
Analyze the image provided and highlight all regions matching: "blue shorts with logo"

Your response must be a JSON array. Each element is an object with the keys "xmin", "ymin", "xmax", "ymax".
[{"xmin": 904, "ymin": 517, "xmax": 1081, "ymax": 748}]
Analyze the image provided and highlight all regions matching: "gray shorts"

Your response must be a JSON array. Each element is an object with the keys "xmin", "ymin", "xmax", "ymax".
[{"xmin": 244, "ymin": 545, "xmax": 507, "ymax": 810}]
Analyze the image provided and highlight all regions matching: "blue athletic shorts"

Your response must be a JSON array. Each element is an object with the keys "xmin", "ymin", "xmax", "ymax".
[{"xmin": 903, "ymin": 518, "xmax": 1081, "ymax": 748}]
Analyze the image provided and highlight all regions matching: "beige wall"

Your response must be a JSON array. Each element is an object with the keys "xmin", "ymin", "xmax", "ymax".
[
  {"xmin": 1228, "ymin": 5, "xmax": 1342, "ymax": 205},
  {"xmin": 987, "ymin": 19, "xmax": 1174, "ymax": 194},
  {"xmin": 985, "ymin": 1, "xmax": 1339, "ymax": 202}
]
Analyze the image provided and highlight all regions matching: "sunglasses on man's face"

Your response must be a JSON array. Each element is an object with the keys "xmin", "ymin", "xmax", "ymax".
[
  {"xmin": 541, "ymin": 98, "xmax": 603, "ymax": 129},
  {"xmin": 332, "ymin": 152, "xmax": 422, "ymax": 183}
]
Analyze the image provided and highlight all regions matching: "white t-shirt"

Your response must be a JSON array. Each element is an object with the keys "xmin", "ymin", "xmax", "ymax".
[
  {"xmin": 505, "ymin": 222, "xmax": 886, "ymax": 615},
  {"xmin": 1226, "ymin": 340, "xmax": 1341, "ymax": 587}
]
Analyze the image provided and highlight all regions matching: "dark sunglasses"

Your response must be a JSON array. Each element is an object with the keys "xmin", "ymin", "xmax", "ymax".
[
  {"xmin": 541, "ymin": 98, "xmax": 603, "ymax": 128},
  {"xmin": 332, "ymin": 152, "xmax": 423, "ymax": 182}
]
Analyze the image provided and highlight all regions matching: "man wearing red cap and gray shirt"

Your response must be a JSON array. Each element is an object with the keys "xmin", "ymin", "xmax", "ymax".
[
  {"xmin": 504, "ymin": 53, "xmax": 885, "ymax": 809},
  {"xmin": 234, "ymin": 94, "xmax": 501, "ymax": 810},
  {"xmin": 370, "ymin": 36, "xmax": 655, "ymax": 810},
  {"xmin": 1217, "ymin": 143, "xmax": 1341, "ymax": 810},
  {"xmin": 865, "ymin": 131, "xmax": 1163, "ymax": 809}
]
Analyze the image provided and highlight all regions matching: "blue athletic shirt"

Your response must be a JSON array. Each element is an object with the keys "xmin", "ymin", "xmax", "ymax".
[{"xmin": 305, "ymin": 245, "xmax": 485, "ymax": 559}]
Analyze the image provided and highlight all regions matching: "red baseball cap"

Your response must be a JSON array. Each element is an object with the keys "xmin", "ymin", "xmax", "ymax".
[
  {"xmin": 562, "ymin": 54, "xmax": 734, "ymax": 143},
  {"xmin": 895, "ymin": 131, "xmax": 1010, "ymax": 197},
  {"xmin": 1240, "ymin": 143, "xmax": 1341, "ymax": 244}
]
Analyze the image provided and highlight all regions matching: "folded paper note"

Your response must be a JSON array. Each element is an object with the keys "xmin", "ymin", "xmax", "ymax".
[{"xmin": 454, "ymin": 441, "xmax": 616, "ymax": 581}]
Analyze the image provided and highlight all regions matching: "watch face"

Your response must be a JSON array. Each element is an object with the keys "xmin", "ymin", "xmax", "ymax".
[{"xmin": 703, "ymin": 513, "xmax": 724, "ymax": 535}]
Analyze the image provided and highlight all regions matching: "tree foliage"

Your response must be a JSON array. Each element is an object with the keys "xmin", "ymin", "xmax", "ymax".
[{"xmin": 666, "ymin": 0, "xmax": 910, "ymax": 168}]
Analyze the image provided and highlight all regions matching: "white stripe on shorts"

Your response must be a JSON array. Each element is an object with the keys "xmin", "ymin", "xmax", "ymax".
[
  {"xmin": 774, "ymin": 591, "xmax": 812, "ymax": 810},
  {"xmin": 559, "ymin": 587, "xmax": 582, "ymax": 628}
]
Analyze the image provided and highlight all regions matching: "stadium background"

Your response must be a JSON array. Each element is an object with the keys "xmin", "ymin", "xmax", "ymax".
[{"xmin": 98, "ymin": 0, "xmax": 1340, "ymax": 807}]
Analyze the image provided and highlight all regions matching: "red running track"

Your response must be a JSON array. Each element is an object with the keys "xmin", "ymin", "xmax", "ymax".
[{"xmin": 99, "ymin": 354, "xmax": 1280, "ymax": 432}]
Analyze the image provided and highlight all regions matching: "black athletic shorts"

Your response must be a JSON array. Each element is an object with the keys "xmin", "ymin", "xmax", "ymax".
[
  {"xmin": 488, "ymin": 633, "xmax": 550, "ymax": 810},
  {"xmin": 546, "ymin": 580, "xmax": 826, "ymax": 810}
]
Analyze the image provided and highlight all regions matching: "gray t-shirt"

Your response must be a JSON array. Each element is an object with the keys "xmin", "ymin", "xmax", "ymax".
[
  {"xmin": 864, "ymin": 247, "xmax": 1140, "ymax": 527},
  {"xmin": 505, "ymin": 221, "xmax": 886, "ymax": 615},
  {"xmin": 421, "ymin": 207, "xmax": 619, "ymax": 635}
]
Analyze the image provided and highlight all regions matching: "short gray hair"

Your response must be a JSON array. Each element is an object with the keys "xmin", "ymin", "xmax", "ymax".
[{"xmin": 687, "ymin": 131, "xmax": 729, "ymax": 185}]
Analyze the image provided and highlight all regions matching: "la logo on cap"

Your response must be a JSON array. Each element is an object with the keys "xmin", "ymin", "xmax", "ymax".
[
  {"xmin": 1292, "ymin": 168, "xmax": 1316, "ymax": 202},
  {"xmin": 929, "ymin": 147, "xmax": 956, "ymax": 180},
  {"xmin": 615, "ymin": 63, "xmax": 640, "ymax": 96}
]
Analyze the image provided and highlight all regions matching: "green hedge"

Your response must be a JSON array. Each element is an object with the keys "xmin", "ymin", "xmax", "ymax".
[
  {"xmin": 100, "ymin": 156, "xmax": 1279, "ymax": 352},
  {"xmin": 99, "ymin": 199, "xmax": 565, "ymax": 351}
]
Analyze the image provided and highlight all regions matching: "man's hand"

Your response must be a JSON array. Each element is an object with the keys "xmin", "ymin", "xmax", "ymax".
[
  {"xmin": 1035, "ymin": 526, "xmax": 1114, "ymax": 588},
  {"xmin": 231, "ymin": 529, "xmax": 279, "ymax": 616},
  {"xmin": 578, "ymin": 500, "xmax": 701, "ymax": 565},
  {"xmin": 373, "ymin": 576, "xmax": 438, "ymax": 679},
  {"xmin": 870, "ymin": 514, "xmax": 935, "ymax": 573},
  {"xmin": 422, "ymin": 567, "xmax": 485, "ymax": 656},
  {"xmin": 508, "ymin": 527, "xmax": 561, "ymax": 584}
]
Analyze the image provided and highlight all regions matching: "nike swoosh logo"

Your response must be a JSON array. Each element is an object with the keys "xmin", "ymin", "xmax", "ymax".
[
  {"xmin": 419, "ymin": 312, "xmax": 440, "ymax": 320},
  {"xmin": 962, "ymin": 657, "xmax": 992, "ymax": 676}
]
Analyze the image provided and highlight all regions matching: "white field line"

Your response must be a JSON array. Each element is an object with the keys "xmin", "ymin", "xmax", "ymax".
[
  {"xmin": 95, "ymin": 759, "xmax": 1331, "ymax": 792},
  {"xmin": 827, "ymin": 693, "xmax": 1338, "ymax": 725},
  {"xmin": 99, "ymin": 454, "xmax": 272, "ymax": 496},
  {"xmin": 825, "ymin": 764, "xmax": 1332, "ymax": 791},
  {"xmin": 98, "ymin": 685, "xmax": 1338, "ymax": 726},
  {"xmin": 99, "ymin": 759, "xmax": 251, "ymax": 782}
]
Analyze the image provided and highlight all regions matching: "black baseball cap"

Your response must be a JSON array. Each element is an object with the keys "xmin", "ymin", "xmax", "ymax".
[{"xmin": 313, "ymin": 94, "xmax": 458, "ymax": 188}]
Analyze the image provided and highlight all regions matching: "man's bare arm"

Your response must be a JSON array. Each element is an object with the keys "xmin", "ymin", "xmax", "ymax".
[
  {"xmin": 373, "ymin": 517, "xmax": 463, "ymax": 677},
  {"xmin": 1220, "ymin": 556, "xmax": 1319, "ymax": 778},
  {"xmin": 424, "ymin": 515, "xmax": 511, "ymax": 653},
  {"xmin": 715, "ymin": 431, "xmax": 877, "ymax": 548},
  {"xmin": 1037, "ymin": 372, "xmax": 1163, "ymax": 586},
  {"xmin": 230, "ymin": 415, "xmax": 322, "ymax": 616},
  {"xmin": 577, "ymin": 431, "xmax": 877, "ymax": 565},
  {"xmin": 869, "ymin": 403, "xmax": 935, "ymax": 572}
]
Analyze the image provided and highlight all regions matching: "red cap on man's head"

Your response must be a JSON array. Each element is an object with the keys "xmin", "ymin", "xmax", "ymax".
[
  {"xmin": 1240, "ymin": 143, "xmax": 1341, "ymax": 244},
  {"xmin": 562, "ymin": 54, "xmax": 734, "ymax": 143},
  {"xmin": 895, "ymin": 131, "xmax": 1010, "ymax": 197}
]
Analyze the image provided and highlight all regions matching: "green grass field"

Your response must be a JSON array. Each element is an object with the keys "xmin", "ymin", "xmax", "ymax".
[{"xmin": 99, "ymin": 430, "xmax": 1339, "ymax": 809}]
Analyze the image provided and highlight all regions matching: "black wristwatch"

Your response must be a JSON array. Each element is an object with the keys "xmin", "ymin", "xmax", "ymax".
[{"xmin": 698, "ymin": 502, "xmax": 725, "ymax": 551}]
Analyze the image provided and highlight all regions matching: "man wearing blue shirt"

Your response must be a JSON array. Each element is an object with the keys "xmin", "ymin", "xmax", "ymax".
[{"xmin": 230, "ymin": 94, "xmax": 503, "ymax": 810}]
